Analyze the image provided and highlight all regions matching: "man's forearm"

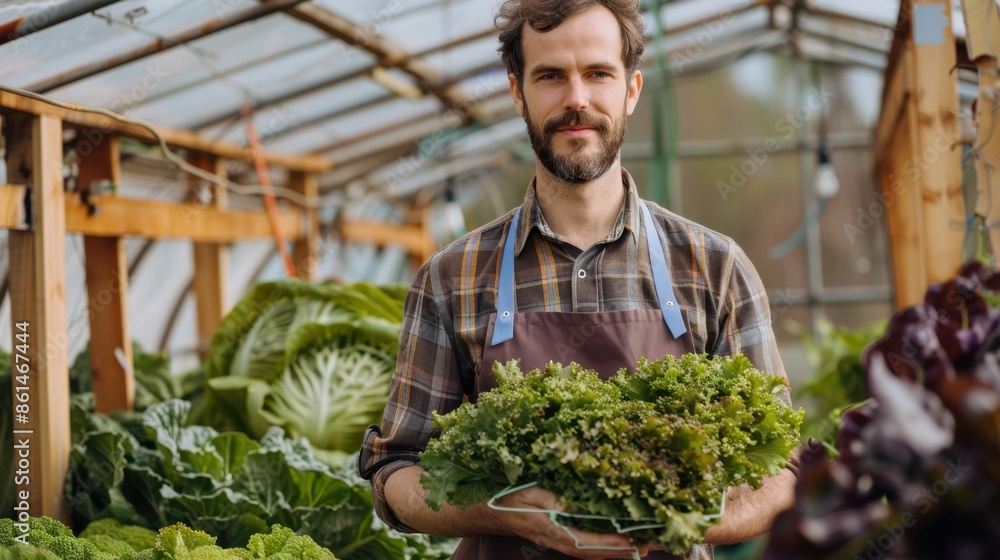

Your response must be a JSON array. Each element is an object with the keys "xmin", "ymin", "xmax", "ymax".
[
  {"xmin": 702, "ymin": 467, "xmax": 797, "ymax": 545},
  {"xmin": 383, "ymin": 465, "xmax": 507, "ymax": 538},
  {"xmin": 384, "ymin": 466, "xmax": 655, "ymax": 558}
]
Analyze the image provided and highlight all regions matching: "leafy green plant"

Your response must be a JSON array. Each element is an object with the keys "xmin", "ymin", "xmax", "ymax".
[
  {"xmin": 80, "ymin": 519, "xmax": 157, "ymax": 553},
  {"xmin": 1, "ymin": 516, "xmax": 113, "ymax": 560},
  {"xmin": 69, "ymin": 342, "xmax": 202, "ymax": 411},
  {"xmin": 201, "ymin": 281, "xmax": 404, "ymax": 465},
  {"xmin": 0, "ymin": 516, "xmax": 337, "ymax": 560},
  {"xmin": 67, "ymin": 399, "xmax": 456, "ymax": 560},
  {"xmin": 66, "ymin": 341, "xmax": 209, "ymax": 445},
  {"xmin": 788, "ymin": 318, "xmax": 886, "ymax": 453},
  {"xmin": 0, "ymin": 349, "xmax": 14, "ymax": 519},
  {"xmin": 420, "ymin": 354, "xmax": 803, "ymax": 555}
]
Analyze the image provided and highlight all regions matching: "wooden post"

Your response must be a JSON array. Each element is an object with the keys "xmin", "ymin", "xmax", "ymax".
[
  {"xmin": 7, "ymin": 113, "xmax": 71, "ymax": 522},
  {"xmin": 875, "ymin": 0, "xmax": 965, "ymax": 308},
  {"xmin": 877, "ymin": 44, "xmax": 929, "ymax": 309},
  {"xmin": 189, "ymin": 153, "xmax": 229, "ymax": 356},
  {"xmin": 77, "ymin": 134, "xmax": 134, "ymax": 413},
  {"xmin": 289, "ymin": 171, "xmax": 319, "ymax": 281},
  {"xmin": 911, "ymin": 0, "xmax": 964, "ymax": 284},
  {"xmin": 961, "ymin": 0, "xmax": 1000, "ymax": 257}
]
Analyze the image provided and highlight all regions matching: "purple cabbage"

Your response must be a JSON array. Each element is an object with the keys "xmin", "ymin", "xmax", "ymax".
[{"xmin": 763, "ymin": 262, "xmax": 1000, "ymax": 560}]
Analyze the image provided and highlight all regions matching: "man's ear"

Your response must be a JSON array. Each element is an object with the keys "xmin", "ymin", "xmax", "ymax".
[
  {"xmin": 509, "ymin": 73, "xmax": 524, "ymax": 117},
  {"xmin": 626, "ymin": 70, "xmax": 642, "ymax": 116}
]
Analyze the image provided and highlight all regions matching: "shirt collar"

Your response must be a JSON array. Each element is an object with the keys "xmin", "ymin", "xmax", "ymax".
[{"xmin": 513, "ymin": 169, "xmax": 641, "ymax": 256}]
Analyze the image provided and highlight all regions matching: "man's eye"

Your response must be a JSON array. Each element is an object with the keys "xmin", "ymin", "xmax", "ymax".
[{"xmin": 593, "ymin": 72, "xmax": 610, "ymax": 78}]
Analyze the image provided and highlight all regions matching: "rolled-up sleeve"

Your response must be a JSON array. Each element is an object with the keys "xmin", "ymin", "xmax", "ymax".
[
  {"xmin": 712, "ymin": 239, "xmax": 791, "ymax": 405},
  {"xmin": 358, "ymin": 258, "xmax": 466, "ymax": 531}
]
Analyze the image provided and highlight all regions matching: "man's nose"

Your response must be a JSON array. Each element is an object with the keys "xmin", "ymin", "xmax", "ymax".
[{"xmin": 563, "ymin": 75, "xmax": 589, "ymax": 112}]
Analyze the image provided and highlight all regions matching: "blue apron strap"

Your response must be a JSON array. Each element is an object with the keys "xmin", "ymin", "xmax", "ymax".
[
  {"xmin": 640, "ymin": 201, "xmax": 688, "ymax": 339},
  {"xmin": 490, "ymin": 209, "xmax": 520, "ymax": 346}
]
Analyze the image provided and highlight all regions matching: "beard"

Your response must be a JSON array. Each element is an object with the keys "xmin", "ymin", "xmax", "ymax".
[{"xmin": 523, "ymin": 100, "xmax": 628, "ymax": 184}]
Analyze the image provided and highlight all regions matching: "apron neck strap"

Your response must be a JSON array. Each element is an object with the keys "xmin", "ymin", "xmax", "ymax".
[
  {"xmin": 490, "ymin": 201, "xmax": 687, "ymax": 347},
  {"xmin": 639, "ymin": 201, "xmax": 687, "ymax": 339},
  {"xmin": 491, "ymin": 209, "xmax": 520, "ymax": 346}
]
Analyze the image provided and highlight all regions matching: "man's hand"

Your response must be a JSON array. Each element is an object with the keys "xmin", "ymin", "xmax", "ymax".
[
  {"xmin": 384, "ymin": 466, "xmax": 649, "ymax": 559},
  {"xmin": 494, "ymin": 485, "xmax": 651, "ymax": 559}
]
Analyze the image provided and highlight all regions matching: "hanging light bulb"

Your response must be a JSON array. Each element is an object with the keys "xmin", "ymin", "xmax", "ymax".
[{"xmin": 815, "ymin": 142, "xmax": 840, "ymax": 199}]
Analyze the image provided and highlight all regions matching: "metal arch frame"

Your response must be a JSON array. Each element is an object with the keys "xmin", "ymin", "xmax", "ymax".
[
  {"xmin": 278, "ymin": 3, "xmax": 483, "ymax": 122},
  {"xmin": 320, "ymin": 90, "xmax": 514, "ymax": 161},
  {"xmin": 265, "ymin": 59, "xmax": 505, "ymax": 145},
  {"xmin": 318, "ymin": 144, "xmax": 430, "ymax": 189},
  {"xmin": 189, "ymin": 25, "xmax": 497, "ymax": 132},
  {"xmin": 134, "ymin": 37, "xmax": 331, "ymax": 107},
  {"xmin": 318, "ymin": 114, "xmax": 519, "ymax": 194},
  {"xmin": 314, "ymin": 110, "xmax": 518, "ymax": 191},
  {"xmin": 309, "ymin": 110, "xmax": 448, "ymax": 156},
  {"xmin": 0, "ymin": 0, "xmax": 123, "ymax": 46},
  {"xmin": 26, "ymin": 0, "xmax": 312, "ymax": 93},
  {"xmin": 324, "ymin": 118, "xmax": 478, "ymax": 169}
]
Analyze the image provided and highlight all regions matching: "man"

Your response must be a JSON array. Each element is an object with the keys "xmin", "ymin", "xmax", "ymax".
[{"xmin": 359, "ymin": 1, "xmax": 797, "ymax": 558}]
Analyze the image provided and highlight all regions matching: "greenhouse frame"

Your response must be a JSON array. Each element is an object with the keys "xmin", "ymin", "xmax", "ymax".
[{"xmin": 0, "ymin": 0, "xmax": 996, "ymax": 557}]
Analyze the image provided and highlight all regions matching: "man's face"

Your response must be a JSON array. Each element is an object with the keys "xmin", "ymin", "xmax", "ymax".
[{"xmin": 510, "ymin": 5, "xmax": 642, "ymax": 184}]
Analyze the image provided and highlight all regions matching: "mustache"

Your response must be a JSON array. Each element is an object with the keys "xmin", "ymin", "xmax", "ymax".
[{"xmin": 543, "ymin": 111, "xmax": 610, "ymax": 135}]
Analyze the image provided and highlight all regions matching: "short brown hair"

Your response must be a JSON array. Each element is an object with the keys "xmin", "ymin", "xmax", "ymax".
[{"xmin": 495, "ymin": 0, "xmax": 646, "ymax": 80}]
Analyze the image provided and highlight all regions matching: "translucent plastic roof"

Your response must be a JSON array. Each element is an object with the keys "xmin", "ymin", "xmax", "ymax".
[{"xmin": 0, "ymin": 0, "xmax": 934, "ymax": 192}]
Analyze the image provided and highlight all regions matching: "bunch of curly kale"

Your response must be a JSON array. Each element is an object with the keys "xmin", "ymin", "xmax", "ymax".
[{"xmin": 420, "ymin": 353, "xmax": 803, "ymax": 555}]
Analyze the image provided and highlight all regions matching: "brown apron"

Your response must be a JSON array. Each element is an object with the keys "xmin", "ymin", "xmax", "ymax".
[{"xmin": 450, "ymin": 202, "xmax": 711, "ymax": 560}]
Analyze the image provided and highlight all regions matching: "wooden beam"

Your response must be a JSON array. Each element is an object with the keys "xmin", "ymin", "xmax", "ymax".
[
  {"xmin": 880, "ymin": 106, "xmax": 928, "ymax": 309},
  {"xmin": 1, "ymin": 186, "xmax": 304, "ymax": 241},
  {"xmin": 8, "ymin": 113, "xmax": 70, "ymax": 522},
  {"xmin": 911, "ymin": 0, "xmax": 964, "ymax": 284},
  {"xmin": 874, "ymin": 44, "xmax": 911, "ymax": 161},
  {"xmin": 875, "ymin": 0, "xmax": 966, "ymax": 308},
  {"xmin": 189, "ymin": 154, "xmax": 229, "ymax": 356},
  {"xmin": 82, "ymin": 237, "xmax": 133, "ymax": 412},
  {"xmin": 0, "ymin": 184, "xmax": 27, "ymax": 229},
  {"xmin": 960, "ymin": 0, "xmax": 1000, "ymax": 60},
  {"xmin": 0, "ymin": 91, "xmax": 332, "ymax": 173},
  {"xmin": 895, "ymin": 2, "xmax": 930, "ymax": 304},
  {"xmin": 876, "ymin": 6, "xmax": 928, "ymax": 309},
  {"xmin": 61, "ymin": 194, "xmax": 301, "ymax": 241},
  {"xmin": 976, "ymin": 60, "xmax": 1000, "ymax": 263},
  {"xmin": 77, "ymin": 135, "xmax": 134, "ymax": 413},
  {"xmin": 961, "ymin": 0, "xmax": 1000, "ymax": 258},
  {"xmin": 338, "ymin": 219, "xmax": 434, "ymax": 261},
  {"xmin": 289, "ymin": 171, "xmax": 320, "ymax": 281}
]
